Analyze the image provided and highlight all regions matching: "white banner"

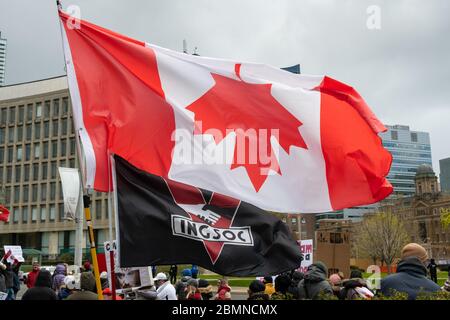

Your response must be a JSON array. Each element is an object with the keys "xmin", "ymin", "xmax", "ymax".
[
  {"xmin": 104, "ymin": 240, "xmax": 151, "ymax": 292},
  {"xmin": 58, "ymin": 167, "xmax": 81, "ymax": 220},
  {"xmin": 297, "ymin": 239, "xmax": 313, "ymax": 273},
  {"xmin": 3, "ymin": 245, "xmax": 25, "ymax": 263}
]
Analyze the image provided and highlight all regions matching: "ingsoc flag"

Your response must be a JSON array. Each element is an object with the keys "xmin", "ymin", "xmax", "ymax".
[
  {"xmin": 114, "ymin": 156, "xmax": 302, "ymax": 276},
  {"xmin": 59, "ymin": 9, "xmax": 392, "ymax": 212}
]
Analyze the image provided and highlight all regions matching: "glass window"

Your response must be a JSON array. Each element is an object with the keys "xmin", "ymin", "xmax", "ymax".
[
  {"xmin": 8, "ymin": 128, "xmax": 14, "ymax": 143},
  {"xmin": 62, "ymin": 119, "xmax": 67, "ymax": 135},
  {"xmin": 62, "ymin": 97, "xmax": 69, "ymax": 115},
  {"xmin": 50, "ymin": 182, "xmax": 56, "ymax": 200},
  {"xmin": 50, "ymin": 205, "xmax": 56, "ymax": 221},
  {"xmin": 34, "ymin": 123, "xmax": 41, "ymax": 139},
  {"xmin": 0, "ymin": 108, "xmax": 6, "ymax": 125},
  {"xmin": 27, "ymin": 104, "xmax": 33, "ymax": 121},
  {"xmin": 24, "ymin": 164, "xmax": 30, "ymax": 181},
  {"xmin": 42, "ymin": 163, "xmax": 48, "ymax": 179},
  {"xmin": 0, "ymin": 127, "xmax": 5, "ymax": 143},
  {"xmin": 16, "ymin": 146, "xmax": 22, "ymax": 161},
  {"xmin": 36, "ymin": 102, "xmax": 42, "ymax": 118},
  {"xmin": 32, "ymin": 207, "xmax": 38, "ymax": 222},
  {"xmin": 391, "ymin": 130, "xmax": 398, "ymax": 140},
  {"xmin": 7, "ymin": 146, "xmax": 13, "ymax": 162},
  {"xmin": 6, "ymin": 166, "xmax": 12, "ymax": 182},
  {"xmin": 9, "ymin": 106, "xmax": 15, "ymax": 123},
  {"xmin": 26, "ymin": 125, "xmax": 32, "ymax": 140},
  {"xmin": 22, "ymin": 207, "xmax": 28, "ymax": 223},
  {"xmin": 40, "ymin": 206, "xmax": 46, "ymax": 222},
  {"xmin": 44, "ymin": 121, "xmax": 49, "ymax": 138},
  {"xmin": 15, "ymin": 165, "xmax": 21, "ymax": 182},
  {"xmin": 41, "ymin": 184, "xmax": 47, "ymax": 201},
  {"xmin": 25, "ymin": 144, "xmax": 31, "ymax": 161},
  {"xmin": 34, "ymin": 143, "xmax": 40, "ymax": 159},
  {"xmin": 23, "ymin": 185, "xmax": 29, "ymax": 202},
  {"xmin": 44, "ymin": 101, "xmax": 50, "ymax": 118},
  {"xmin": 4, "ymin": 187, "xmax": 10, "ymax": 205},
  {"xmin": 70, "ymin": 138, "xmax": 76, "ymax": 154},
  {"xmin": 96, "ymin": 200, "xmax": 102, "ymax": 220},
  {"xmin": 43, "ymin": 141, "xmax": 49, "ymax": 159},
  {"xmin": 33, "ymin": 163, "xmax": 39, "ymax": 181},
  {"xmin": 411, "ymin": 132, "xmax": 418, "ymax": 142},
  {"xmin": 69, "ymin": 158, "xmax": 75, "ymax": 168},
  {"xmin": 59, "ymin": 205, "xmax": 64, "ymax": 221},
  {"xmin": 32, "ymin": 184, "xmax": 38, "ymax": 202},
  {"xmin": 61, "ymin": 140, "xmax": 66, "ymax": 156},
  {"xmin": 52, "ymin": 121, "xmax": 58, "ymax": 136},
  {"xmin": 52, "ymin": 140, "xmax": 57, "ymax": 158},
  {"xmin": 18, "ymin": 105, "xmax": 24, "ymax": 122},
  {"xmin": 13, "ymin": 208, "xmax": 20, "ymax": 224},
  {"xmin": 53, "ymin": 99, "xmax": 60, "ymax": 117},
  {"xmin": 14, "ymin": 186, "xmax": 20, "ymax": 203},
  {"xmin": 0, "ymin": 147, "xmax": 3, "ymax": 163},
  {"xmin": 51, "ymin": 161, "xmax": 57, "ymax": 178},
  {"xmin": 16, "ymin": 126, "xmax": 23, "ymax": 141}
]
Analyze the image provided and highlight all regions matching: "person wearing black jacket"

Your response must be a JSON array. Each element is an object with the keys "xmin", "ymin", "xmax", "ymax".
[
  {"xmin": 21, "ymin": 270, "xmax": 57, "ymax": 300},
  {"xmin": 169, "ymin": 265, "xmax": 178, "ymax": 284},
  {"xmin": 427, "ymin": 259, "xmax": 438, "ymax": 283}
]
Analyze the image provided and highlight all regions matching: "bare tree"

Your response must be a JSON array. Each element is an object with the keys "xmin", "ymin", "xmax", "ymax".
[{"xmin": 355, "ymin": 212, "xmax": 409, "ymax": 273}]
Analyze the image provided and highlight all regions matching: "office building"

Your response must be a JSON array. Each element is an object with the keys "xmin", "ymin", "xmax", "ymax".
[
  {"xmin": 379, "ymin": 124, "xmax": 432, "ymax": 196},
  {"xmin": 440, "ymin": 157, "xmax": 450, "ymax": 193},
  {"xmin": 0, "ymin": 32, "xmax": 6, "ymax": 86}
]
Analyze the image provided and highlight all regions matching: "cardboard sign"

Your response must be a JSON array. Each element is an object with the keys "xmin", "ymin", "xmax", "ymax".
[
  {"xmin": 3, "ymin": 245, "xmax": 25, "ymax": 263},
  {"xmin": 0, "ymin": 291, "xmax": 8, "ymax": 300},
  {"xmin": 297, "ymin": 239, "xmax": 313, "ymax": 273}
]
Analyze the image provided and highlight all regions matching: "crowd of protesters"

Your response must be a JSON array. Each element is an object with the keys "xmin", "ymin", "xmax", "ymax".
[{"xmin": 1, "ymin": 243, "xmax": 450, "ymax": 300}]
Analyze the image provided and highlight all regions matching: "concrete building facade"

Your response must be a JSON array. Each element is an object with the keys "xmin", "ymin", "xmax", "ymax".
[
  {"xmin": 0, "ymin": 32, "xmax": 6, "ymax": 86},
  {"xmin": 0, "ymin": 76, "xmax": 110, "ymax": 259}
]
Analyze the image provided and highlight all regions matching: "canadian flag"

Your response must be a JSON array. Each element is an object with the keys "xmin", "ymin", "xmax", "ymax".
[
  {"xmin": 59, "ymin": 10, "xmax": 392, "ymax": 213},
  {"xmin": 0, "ymin": 205, "xmax": 10, "ymax": 223}
]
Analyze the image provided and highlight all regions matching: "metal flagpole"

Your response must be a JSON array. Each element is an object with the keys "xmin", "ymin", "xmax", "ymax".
[
  {"xmin": 73, "ymin": 179, "xmax": 83, "ymax": 268},
  {"xmin": 56, "ymin": 0, "xmax": 103, "ymax": 299}
]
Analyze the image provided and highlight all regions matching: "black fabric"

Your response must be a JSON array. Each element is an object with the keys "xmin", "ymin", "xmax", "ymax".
[
  {"xmin": 115, "ymin": 155, "xmax": 302, "ymax": 276},
  {"xmin": 21, "ymin": 287, "xmax": 57, "ymax": 300}
]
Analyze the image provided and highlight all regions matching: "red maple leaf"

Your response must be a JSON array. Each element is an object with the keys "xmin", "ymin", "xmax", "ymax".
[{"xmin": 186, "ymin": 64, "xmax": 307, "ymax": 191}]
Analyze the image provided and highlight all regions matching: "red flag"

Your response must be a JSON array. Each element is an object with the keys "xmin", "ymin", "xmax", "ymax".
[
  {"xmin": 0, "ymin": 205, "xmax": 10, "ymax": 223},
  {"xmin": 59, "ymin": 10, "xmax": 392, "ymax": 212}
]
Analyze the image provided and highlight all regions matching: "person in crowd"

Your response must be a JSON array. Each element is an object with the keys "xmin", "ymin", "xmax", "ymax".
[
  {"xmin": 247, "ymin": 280, "xmax": 269, "ymax": 300},
  {"xmin": 186, "ymin": 278, "xmax": 202, "ymax": 300},
  {"xmin": 21, "ymin": 270, "xmax": 57, "ymax": 300},
  {"xmin": 26, "ymin": 262, "xmax": 41, "ymax": 288},
  {"xmin": 58, "ymin": 275, "xmax": 77, "ymax": 300},
  {"xmin": 103, "ymin": 288, "xmax": 123, "ymax": 300},
  {"xmin": 381, "ymin": 243, "xmax": 441, "ymax": 299},
  {"xmin": 0, "ymin": 262, "xmax": 15, "ymax": 300},
  {"xmin": 0, "ymin": 264, "xmax": 6, "ymax": 294},
  {"xmin": 271, "ymin": 274, "xmax": 292, "ymax": 300},
  {"xmin": 214, "ymin": 277, "xmax": 232, "ymax": 300},
  {"xmin": 263, "ymin": 276, "xmax": 275, "ymax": 297},
  {"xmin": 151, "ymin": 265, "xmax": 157, "ymax": 276},
  {"xmin": 287, "ymin": 271, "xmax": 303, "ymax": 299},
  {"xmin": 175, "ymin": 268, "xmax": 192, "ymax": 300},
  {"xmin": 191, "ymin": 264, "xmax": 199, "ymax": 279},
  {"xmin": 100, "ymin": 271, "xmax": 109, "ymax": 290},
  {"xmin": 83, "ymin": 261, "xmax": 92, "ymax": 272},
  {"xmin": 67, "ymin": 272, "xmax": 98, "ymax": 300},
  {"xmin": 427, "ymin": 258, "xmax": 438, "ymax": 283},
  {"xmin": 340, "ymin": 270, "xmax": 373, "ymax": 300},
  {"xmin": 52, "ymin": 263, "xmax": 67, "ymax": 294},
  {"xmin": 154, "ymin": 272, "xmax": 177, "ymax": 300},
  {"xmin": 169, "ymin": 265, "xmax": 178, "ymax": 284},
  {"xmin": 297, "ymin": 261, "xmax": 333, "ymax": 300},
  {"xmin": 442, "ymin": 278, "xmax": 450, "ymax": 292},
  {"xmin": 329, "ymin": 273, "xmax": 343, "ymax": 298},
  {"xmin": 136, "ymin": 284, "xmax": 157, "ymax": 300},
  {"xmin": 12, "ymin": 262, "xmax": 21, "ymax": 298},
  {"xmin": 198, "ymin": 278, "xmax": 213, "ymax": 300}
]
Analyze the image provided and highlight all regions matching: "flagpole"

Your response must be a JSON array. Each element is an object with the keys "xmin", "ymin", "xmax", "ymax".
[{"xmin": 56, "ymin": 0, "xmax": 103, "ymax": 300}]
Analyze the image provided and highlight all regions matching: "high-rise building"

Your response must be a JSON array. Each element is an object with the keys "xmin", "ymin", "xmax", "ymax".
[
  {"xmin": 0, "ymin": 76, "xmax": 110, "ymax": 259},
  {"xmin": 0, "ymin": 32, "xmax": 6, "ymax": 86},
  {"xmin": 440, "ymin": 157, "xmax": 450, "ymax": 193},
  {"xmin": 379, "ymin": 124, "xmax": 432, "ymax": 196}
]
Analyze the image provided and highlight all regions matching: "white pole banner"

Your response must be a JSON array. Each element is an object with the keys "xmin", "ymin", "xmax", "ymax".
[{"xmin": 58, "ymin": 167, "xmax": 81, "ymax": 220}]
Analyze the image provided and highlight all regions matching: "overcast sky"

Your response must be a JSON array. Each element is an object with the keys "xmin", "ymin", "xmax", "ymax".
[{"xmin": 0, "ymin": 0, "xmax": 449, "ymax": 175}]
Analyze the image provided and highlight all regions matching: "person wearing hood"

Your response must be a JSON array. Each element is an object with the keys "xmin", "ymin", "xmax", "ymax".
[
  {"xmin": 247, "ymin": 280, "xmax": 269, "ymax": 300},
  {"xmin": 198, "ymin": 278, "xmax": 213, "ymax": 300},
  {"xmin": 381, "ymin": 243, "xmax": 441, "ymax": 299},
  {"xmin": 271, "ymin": 274, "xmax": 293, "ymax": 300},
  {"xmin": 175, "ymin": 268, "xmax": 192, "ymax": 300},
  {"xmin": 214, "ymin": 278, "xmax": 231, "ymax": 300},
  {"xmin": 297, "ymin": 261, "xmax": 333, "ymax": 299},
  {"xmin": 287, "ymin": 271, "xmax": 303, "ymax": 299},
  {"xmin": 340, "ymin": 270, "xmax": 373, "ymax": 300},
  {"xmin": 52, "ymin": 263, "xmax": 67, "ymax": 293},
  {"xmin": 66, "ymin": 272, "xmax": 98, "ymax": 300},
  {"xmin": 21, "ymin": 270, "xmax": 57, "ymax": 300}
]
